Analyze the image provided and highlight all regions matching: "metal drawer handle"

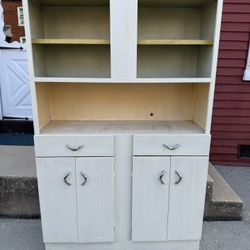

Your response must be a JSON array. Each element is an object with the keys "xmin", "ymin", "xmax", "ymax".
[
  {"xmin": 64, "ymin": 171, "xmax": 71, "ymax": 186},
  {"xmin": 80, "ymin": 171, "xmax": 88, "ymax": 186},
  {"xmin": 175, "ymin": 170, "xmax": 182, "ymax": 185},
  {"xmin": 66, "ymin": 144, "xmax": 84, "ymax": 152},
  {"xmin": 163, "ymin": 143, "xmax": 180, "ymax": 151},
  {"xmin": 159, "ymin": 170, "xmax": 167, "ymax": 185}
]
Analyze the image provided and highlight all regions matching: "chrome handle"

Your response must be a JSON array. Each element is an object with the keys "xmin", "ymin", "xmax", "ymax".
[
  {"xmin": 66, "ymin": 144, "xmax": 84, "ymax": 152},
  {"xmin": 64, "ymin": 171, "xmax": 71, "ymax": 186},
  {"xmin": 159, "ymin": 170, "xmax": 167, "ymax": 185},
  {"xmin": 80, "ymin": 171, "xmax": 88, "ymax": 186},
  {"xmin": 175, "ymin": 170, "xmax": 182, "ymax": 185},
  {"xmin": 163, "ymin": 143, "xmax": 180, "ymax": 151}
]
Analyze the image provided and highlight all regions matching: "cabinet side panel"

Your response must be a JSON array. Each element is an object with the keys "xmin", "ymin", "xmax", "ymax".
[
  {"xmin": 28, "ymin": 0, "xmax": 44, "ymax": 38},
  {"xmin": 36, "ymin": 84, "xmax": 51, "ymax": 130},
  {"xmin": 200, "ymin": 2, "xmax": 217, "ymax": 40},
  {"xmin": 36, "ymin": 158, "xmax": 78, "ymax": 243},
  {"xmin": 132, "ymin": 157, "xmax": 170, "ymax": 242},
  {"xmin": 76, "ymin": 158, "xmax": 115, "ymax": 243},
  {"xmin": 193, "ymin": 84, "xmax": 209, "ymax": 129},
  {"xmin": 168, "ymin": 157, "xmax": 208, "ymax": 241}
]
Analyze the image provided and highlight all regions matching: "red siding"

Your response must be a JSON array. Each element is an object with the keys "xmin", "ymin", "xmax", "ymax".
[{"xmin": 210, "ymin": 0, "xmax": 250, "ymax": 166}]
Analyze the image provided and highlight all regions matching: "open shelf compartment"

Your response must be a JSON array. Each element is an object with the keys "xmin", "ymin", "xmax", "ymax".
[
  {"xmin": 36, "ymin": 83, "xmax": 209, "ymax": 134},
  {"xmin": 29, "ymin": 0, "xmax": 110, "ymax": 78},
  {"xmin": 137, "ymin": 0, "xmax": 217, "ymax": 78}
]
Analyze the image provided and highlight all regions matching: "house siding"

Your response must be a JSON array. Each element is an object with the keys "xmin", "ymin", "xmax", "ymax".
[{"xmin": 210, "ymin": 0, "xmax": 250, "ymax": 166}]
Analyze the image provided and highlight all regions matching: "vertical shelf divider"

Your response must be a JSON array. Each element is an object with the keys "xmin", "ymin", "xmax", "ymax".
[{"xmin": 110, "ymin": 0, "xmax": 138, "ymax": 80}]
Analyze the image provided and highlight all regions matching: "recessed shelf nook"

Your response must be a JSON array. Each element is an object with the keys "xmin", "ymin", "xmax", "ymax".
[
  {"xmin": 137, "ymin": 0, "xmax": 217, "ymax": 78},
  {"xmin": 29, "ymin": 0, "xmax": 111, "ymax": 78}
]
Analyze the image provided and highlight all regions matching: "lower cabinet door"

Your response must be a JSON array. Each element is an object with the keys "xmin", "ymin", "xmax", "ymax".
[
  {"xmin": 168, "ymin": 157, "xmax": 209, "ymax": 241},
  {"xmin": 36, "ymin": 158, "xmax": 78, "ymax": 242},
  {"xmin": 132, "ymin": 157, "xmax": 170, "ymax": 242},
  {"xmin": 76, "ymin": 157, "xmax": 115, "ymax": 243}
]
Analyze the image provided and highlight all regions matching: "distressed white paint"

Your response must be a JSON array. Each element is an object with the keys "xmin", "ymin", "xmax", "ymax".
[
  {"xmin": 205, "ymin": 0, "xmax": 224, "ymax": 134},
  {"xmin": 168, "ymin": 157, "xmax": 209, "ymax": 240},
  {"xmin": 133, "ymin": 134, "xmax": 211, "ymax": 156},
  {"xmin": 45, "ymin": 240, "xmax": 200, "ymax": 250},
  {"xmin": 0, "ymin": 50, "xmax": 32, "ymax": 118},
  {"xmin": 36, "ymin": 158, "xmax": 78, "ymax": 243},
  {"xmin": 23, "ymin": 0, "xmax": 40, "ymax": 133},
  {"xmin": 76, "ymin": 157, "xmax": 115, "ymax": 243},
  {"xmin": 24, "ymin": 0, "xmax": 223, "ymax": 249},
  {"xmin": 132, "ymin": 157, "xmax": 170, "ymax": 241},
  {"xmin": 34, "ymin": 135, "xmax": 114, "ymax": 157},
  {"xmin": 34, "ymin": 77, "xmax": 211, "ymax": 83},
  {"xmin": 110, "ymin": 0, "xmax": 137, "ymax": 79}
]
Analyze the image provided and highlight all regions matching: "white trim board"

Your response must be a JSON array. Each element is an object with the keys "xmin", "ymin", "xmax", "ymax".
[{"xmin": 34, "ymin": 77, "xmax": 211, "ymax": 84}]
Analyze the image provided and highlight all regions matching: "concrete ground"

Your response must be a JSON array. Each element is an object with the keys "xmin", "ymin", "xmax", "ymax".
[
  {"xmin": 0, "ymin": 146, "xmax": 36, "ymax": 177},
  {"xmin": 0, "ymin": 166, "xmax": 249, "ymax": 250}
]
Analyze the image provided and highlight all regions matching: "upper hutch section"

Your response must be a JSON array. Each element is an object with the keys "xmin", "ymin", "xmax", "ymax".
[{"xmin": 27, "ymin": 0, "xmax": 218, "ymax": 81}]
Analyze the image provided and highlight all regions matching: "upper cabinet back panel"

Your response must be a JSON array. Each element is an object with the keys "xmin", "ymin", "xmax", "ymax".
[
  {"xmin": 32, "ymin": 0, "xmax": 109, "ymax": 6},
  {"xmin": 138, "ymin": 8, "xmax": 201, "ymax": 40},
  {"xmin": 43, "ymin": 7, "xmax": 110, "ymax": 39},
  {"xmin": 29, "ymin": 2, "xmax": 110, "ymax": 39},
  {"xmin": 138, "ymin": 0, "xmax": 215, "ymax": 8}
]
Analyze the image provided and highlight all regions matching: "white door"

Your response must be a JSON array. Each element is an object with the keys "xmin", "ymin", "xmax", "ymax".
[
  {"xmin": 168, "ymin": 157, "xmax": 208, "ymax": 241},
  {"xmin": 36, "ymin": 158, "xmax": 78, "ymax": 243},
  {"xmin": 76, "ymin": 157, "xmax": 115, "ymax": 243},
  {"xmin": 0, "ymin": 49, "xmax": 32, "ymax": 119},
  {"xmin": 132, "ymin": 157, "xmax": 170, "ymax": 242}
]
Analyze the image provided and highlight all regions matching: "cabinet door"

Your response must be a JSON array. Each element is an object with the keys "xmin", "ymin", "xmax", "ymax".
[
  {"xmin": 168, "ymin": 157, "xmax": 208, "ymax": 241},
  {"xmin": 36, "ymin": 158, "xmax": 78, "ymax": 242},
  {"xmin": 76, "ymin": 157, "xmax": 115, "ymax": 243},
  {"xmin": 132, "ymin": 157, "xmax": 170, "ymax": 242}
]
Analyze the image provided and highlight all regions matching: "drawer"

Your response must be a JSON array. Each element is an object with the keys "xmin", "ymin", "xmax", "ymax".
[
  {"xmin": 34, "ymin": 135, "xmax": 114, "ymax": 157},
  {"xmin": 133, "ymin": 135, "xmax": 210, "ymax": 156}
]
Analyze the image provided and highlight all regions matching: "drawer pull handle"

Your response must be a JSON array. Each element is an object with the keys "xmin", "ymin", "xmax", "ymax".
[
  {"xmin": 64, "ymin": 171, "xmax": 71, "ymax": 186},
  {"xmin": 175, "ymin": 170, "xmax": 182, "ymax": 185},
  {"xmin": 66, "ymin": 144, "xmax": 84, "ymax": 152},
  {"xmin": 163, "ymin": 143, "xmax": 180, "ymax": 151},
  {"xmin": 80, "ymin": 171, "xmax": 88, "ymax": 186},
  {"xmin": 159, "ymin": 170, "xmax": 167, "ymax": 185}
]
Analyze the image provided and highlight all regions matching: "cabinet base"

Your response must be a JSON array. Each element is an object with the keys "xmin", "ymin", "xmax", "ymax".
[{"xmin": 45, "ymin": 240, "xmax": 200, "ymax": 250}]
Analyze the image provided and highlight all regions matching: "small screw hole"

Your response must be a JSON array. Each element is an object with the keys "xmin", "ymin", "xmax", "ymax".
[{"xmin": 150, "ymin": 113, "xmax": 154, "ymax": 117}]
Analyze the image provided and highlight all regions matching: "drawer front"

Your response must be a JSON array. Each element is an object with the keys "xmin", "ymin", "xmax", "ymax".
[
  {"xmin": 35, "ymin": 135, "xmax": 114, "ymax": 157},
  {"xmin": 133, "ymin": 135, "xmax": 210, "ymax": 156}
]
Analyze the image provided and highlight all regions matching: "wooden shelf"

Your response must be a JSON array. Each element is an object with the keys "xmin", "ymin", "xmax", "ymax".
[
  {"xmin": 138, "ymin": 39, "xmax": 213, "ymax": 46},
  {"xmin": 40, "ymin": 120, "xmax": 205, "ymax": 135},
  {"xmin": 32, "ymin": 39, "xmax": 110, "ymax": 45},
  {"xmin": 32, "ymin": 39, "xmax": 213, "ymax": 46},
  {"xmin": 34, "ymin": 77, "xmax": 211, "ymax": 84}
]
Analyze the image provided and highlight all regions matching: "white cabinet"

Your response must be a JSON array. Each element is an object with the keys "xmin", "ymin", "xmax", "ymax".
[
  {"xmin": 132, "ymin": 156, "xmax": 208, "ymax": 242},
  {"xmin": 168, "ymin": 157, "xmax": 208, "ymax": 241},
  {"xmin": 24, "ymin": 0, "xmax": 223, "ymax": 248},
  {"xmin": 132, "ymin": 157, "xmax": 171, "ymax": 242},
  {"xmin": 36, "ymin": 158, "xmax": 78, "ymax": 243},
  {"xmin": 76, "ymin": 158, "xmax": 115, "ymax": 243},
  {"xmin": 36, "ymin": 157, "xmax": 115, "ymax": 243}
]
